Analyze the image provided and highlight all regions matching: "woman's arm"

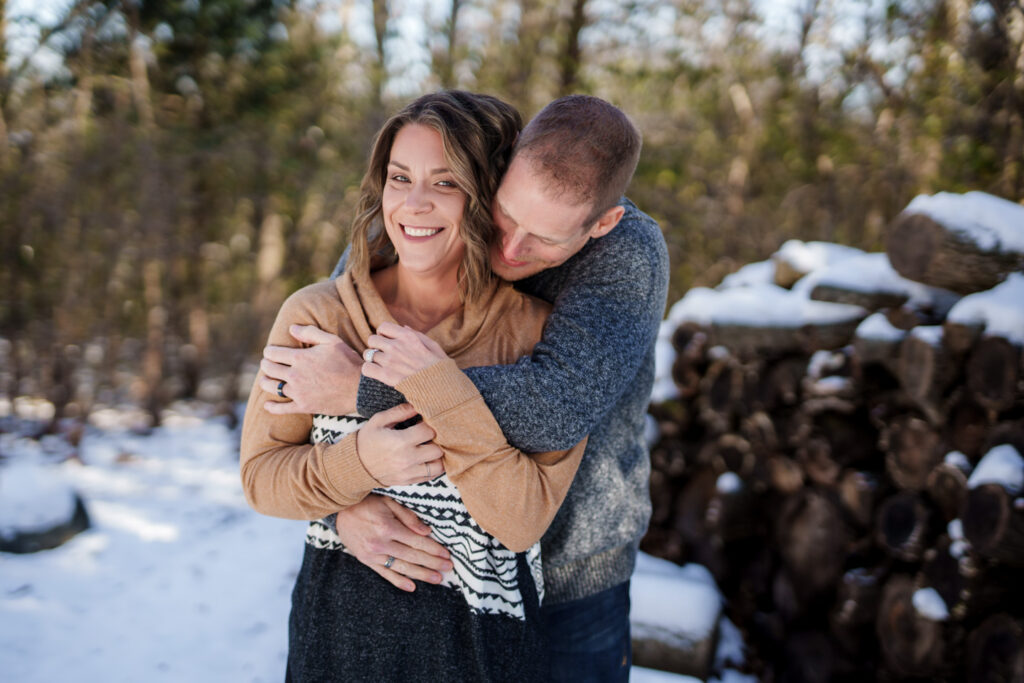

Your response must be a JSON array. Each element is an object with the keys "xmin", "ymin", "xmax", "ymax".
[
  {"xmin": 363, "ymin": 324, "xmax": 585, "ymax": 552},
  {"xmin": 239, "ymin": 287, "xmax": 382, "ymax": 520}
]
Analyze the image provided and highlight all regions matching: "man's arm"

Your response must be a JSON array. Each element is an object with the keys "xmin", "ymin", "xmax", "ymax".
[{"xmin": 357, "ymin": 202, "xmax": 669, "ymax": 452}]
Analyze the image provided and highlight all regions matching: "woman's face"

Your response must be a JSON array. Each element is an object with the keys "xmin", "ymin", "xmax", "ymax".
[{"xmin": 381, "ymin": 123, "xmax": 466, "ymax": 280}]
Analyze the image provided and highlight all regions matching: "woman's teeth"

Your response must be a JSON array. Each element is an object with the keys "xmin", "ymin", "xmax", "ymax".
[{"xmin": 403, "ymin": 225, "xmax": 440, "ymax": 237}]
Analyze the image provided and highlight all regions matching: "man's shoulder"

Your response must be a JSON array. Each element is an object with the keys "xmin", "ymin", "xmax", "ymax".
[{"xmin": 574, "ymin": 198, "xmax": 668, "ymax": 276}]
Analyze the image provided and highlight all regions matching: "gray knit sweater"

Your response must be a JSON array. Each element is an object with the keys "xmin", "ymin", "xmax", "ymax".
[{"xmin": 341, "ymin": 199, "xmax": 669, "ymax": 605}]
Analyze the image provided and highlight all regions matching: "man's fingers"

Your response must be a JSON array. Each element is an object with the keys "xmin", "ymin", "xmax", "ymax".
[
  {"xmin": 382, "ymin": 495, "xmax": 433, "ymax": 537},
  {"xmin": 259, "ymin": 358, "xmax": 291, "ymax": 382},
  {"xmin": 384, "ymin": 555, "xmax": 447, "ymax": 585},
  {"xmin": 369, "ymin": 565, "xmax": 416, "ymax": 592},
  {"xmin": 262, "ymin": 345, "xmax": 297, "ymax": 365},
  {"xmin": 290, "ymin": 324, "xmax": 342, "ymax": 346},
  {"xmin": 264, "ymin": 400, "xmax": 304, "ymax": 415}
]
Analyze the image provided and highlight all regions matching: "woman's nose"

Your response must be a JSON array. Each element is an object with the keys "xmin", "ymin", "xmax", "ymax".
[{"xmin": 405, "ymin": 183, "xmax": 432, "ymax": 212}]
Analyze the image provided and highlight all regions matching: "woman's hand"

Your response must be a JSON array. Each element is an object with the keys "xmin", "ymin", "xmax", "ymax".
[
  {"xmin": 356, "ymin": 403, "xmax": 445, "ymax": 486},
  {"xmin": 361, "ymin": 321, "xmax": 449, "ymax": 387}
]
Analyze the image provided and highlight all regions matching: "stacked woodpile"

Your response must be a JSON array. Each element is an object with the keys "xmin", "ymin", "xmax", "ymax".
[{"xmin": 642, "ymin": 191, "xmax": 1024, "ymax": 682}]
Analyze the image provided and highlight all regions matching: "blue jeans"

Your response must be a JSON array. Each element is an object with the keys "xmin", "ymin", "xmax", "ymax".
[{"xmin": 541, "ymin": 581, "xmax": 632, "ymax": 682}]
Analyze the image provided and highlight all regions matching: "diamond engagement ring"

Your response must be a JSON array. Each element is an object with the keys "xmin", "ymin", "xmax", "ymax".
[
  {"xmin": 362, "ymin": 348, "xmax": 379, "ymax": 363},
  {"xmin": 384, "ymin": 556, "xmax": 396, "ymax": 569}
]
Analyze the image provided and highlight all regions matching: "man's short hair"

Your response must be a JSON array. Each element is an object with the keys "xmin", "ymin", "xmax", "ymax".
[{"xmin": 513, "ymin": 95, "xmax": 642, "ymax": 228}]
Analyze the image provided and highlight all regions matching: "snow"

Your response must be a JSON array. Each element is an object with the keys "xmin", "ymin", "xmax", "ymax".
[
  {"xmin": 910, "ymin": 324, "xmax": 944, "ymax": 347},
  {"xmin": 667, "ymin": 284, "xmax": 866, "ymax": 328},
  {"xmin": 793, "ymin": 251, "xmax": 958, "ymax": 311},
  {"xmin": 1, "ymin": 409, "xmax": 740, "ymax": 682},
  {"xmin": 967, "ymin": 444, "xmax": 1024, "ymax": 492},
  {"xmin": 945, "ymin": 451, "xmax": 971, "ymax": 472},
  {"xmin": 807, "ymin": 350, "xmax": 844, "ymax": 379},
  {"xmin": 913, "ymin": 587, "xmax": 950, "ymax": 621},
  {"xmin": 773, "ymin": 240, "xmax": 863, "ymax": 275},
  {"xmin": 717, "ymin": 472, "xmax": 743, "ymax": 494},
  {"xmin": 0, "ymin": 412, "xmax": 306, "ymax": 683},
  {"xmin": 630, "ymin": 668, "xmax": 702, "ymax": 682},
  {"xmin": 947, "ymin": 273, "xmax": 1024, "ymax": 346},
  {"xmin": 719, "ymin": 259, "xmax": 775, "ymax": 289},
  {"xmin": 856, "ymin": 312, "xmax": 907, "ymax": 341},
  {"xmin": 0, "ymin": 460, "xmax": 78, "ymax": 538},
  {"xmin": 905, "ymin": 191, "xmax": 1024, "ymax": 254},
  {"xmin": 631, "ymin": 553, "xmax": 722, "ymax": 643},
  {"xmin": 809, "ymin": 376, "xmax": 853, "ymax": 395}
]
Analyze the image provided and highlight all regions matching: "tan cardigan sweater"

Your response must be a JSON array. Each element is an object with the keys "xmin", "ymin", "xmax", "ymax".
[{"xmin": 239, "ymin": 268, "xmax": 586, "ymax": 552}]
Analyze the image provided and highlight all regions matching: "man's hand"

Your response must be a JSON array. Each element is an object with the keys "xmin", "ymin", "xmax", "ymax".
[
  {"xmin": 336, "ymin": 494, "xmax": 453, "ymax": 592},
  {"xmin": 356, "ymin": 403, "xmax": 445, "ymax": 486},
  {"xmin": 260, "ymin": 325, "xmax": 361, "ymax": 415},
  {"xmin": 362, "ymin": 321, "xmax": 449, "ymax": 387}
]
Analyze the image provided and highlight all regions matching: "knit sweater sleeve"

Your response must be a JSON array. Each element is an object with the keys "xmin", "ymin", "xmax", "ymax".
[
  {"xmin": 396, "ymin": 359, "xmax": 586, "ymax": 553},
  {"xmin": 463, "ymin": 204, "xmax": 669, "ymax": 452},
  {"xmin": 239, "ymin": 284, "xmax": 381, "ymax": 520}
]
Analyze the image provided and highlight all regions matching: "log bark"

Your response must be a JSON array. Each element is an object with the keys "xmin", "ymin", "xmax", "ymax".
[
  {"xmin": 967, "ymin": 336, "xmax": 1021, "ymax": 413},
  {"xmin": 707, "ymin": 317, "xmax": 863, "ymax": 358},
  {"xmin": 831, "ymin": 567, "xmax": 885, "ymax": 654},
  {"xmin": 875, "ymin": 574, "xmax": 945, "ymax": 677},
  {"xmin": 963, "ymin": 483, "xmax": 1024, "ymax": 566},
  {"xmin": 926, "ymin": 461, "xmax": 969, "ymax": 523},
  {"xmin": 898, "ymin": 331, "xmax": 957, "ymax": 422},
  {"xmin": 776, "ymin": 489, "xmax": 849, "ymax": 600},
  {"xmin": 838, "ymin": 470, "xmax": 879, "ymax": 529},
  {"xmin": 876, "ymin": 491, "xmax": 935, "ymax": 562},
  {"xmin": 810, "ymin": 282, "xmax": 908, "ymax": 311},
  {"xmin": 882, "ymin": 415, "xmax": 945, "ymax": 491},
  {"xmin": 966, "ymin": 614, "xmax": 1024, "ymax": 682},
  {"xmin": 886, "ymin": 211, "xmax": 1024, "ymax": 294},
  {"xmin": 944, "ymin": 391, "xmax": 993, "ymax": 461},
  {"xmin": 943, "ymin": 319, "xmax": 984, "ymax": 356}
]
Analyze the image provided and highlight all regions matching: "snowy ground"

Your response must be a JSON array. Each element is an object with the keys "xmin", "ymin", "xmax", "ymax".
[{"xmin": 0, "ymin": 404, "xmax": 747, "ymax": 682}]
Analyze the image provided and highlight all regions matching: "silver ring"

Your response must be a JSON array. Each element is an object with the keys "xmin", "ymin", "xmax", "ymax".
[
  {"xmin": 384, "ymin": 556, "xmax": 396, "ymax": 569},
  {"xmin": 425, "ymin": 461, "xmax": 431, "ymax": 478},
  {"xmin": 277, "ymin": 381, "xmax": 286, "ymax": 398},
  {"xmin": 362, "ymin": 347, "xmax": 378, "ymax": 363}
]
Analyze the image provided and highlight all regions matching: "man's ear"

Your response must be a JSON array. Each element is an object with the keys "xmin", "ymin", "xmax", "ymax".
[{"xmin": 589, "ymin": 205, "xmax": 625, "ymax": 239}]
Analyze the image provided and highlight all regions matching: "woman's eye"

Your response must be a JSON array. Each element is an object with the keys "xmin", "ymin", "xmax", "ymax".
[
  {"xmin": 437, "ymin": 180, "xmax": 457, "ymax": 188},
  {"xmin": 390, "ymin": 174, "xmax": 410, "ymax": 183}
]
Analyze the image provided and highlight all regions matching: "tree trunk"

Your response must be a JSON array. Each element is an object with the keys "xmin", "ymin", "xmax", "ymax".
[{"xmin": 559, "ymin": 0, "xmax": 588, "ymax": 95}]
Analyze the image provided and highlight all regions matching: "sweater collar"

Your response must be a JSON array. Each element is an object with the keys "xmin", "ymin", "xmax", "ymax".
[{"xmin": 335, "ymin": 265, "xmax": 506, "ymax": 358}]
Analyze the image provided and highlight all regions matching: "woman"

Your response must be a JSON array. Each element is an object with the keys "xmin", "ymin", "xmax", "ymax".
[{"xmin": 239, "ymin": 91, "xmax": 586, "ymax": 681}]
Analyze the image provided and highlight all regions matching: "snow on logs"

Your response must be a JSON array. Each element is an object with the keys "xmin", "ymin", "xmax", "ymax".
[{"xmin": 645, "ymin": 190, "xmax": 1024, "ymax": 681}]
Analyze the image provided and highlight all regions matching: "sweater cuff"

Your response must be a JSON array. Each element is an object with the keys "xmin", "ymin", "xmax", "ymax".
[
  {"xmin": 322, "ymin": 433, "xmax": 381, "ymax": 499},
  {"xmin": 395, "ymin": 358, "xmax": 480, "ymax": 419}
]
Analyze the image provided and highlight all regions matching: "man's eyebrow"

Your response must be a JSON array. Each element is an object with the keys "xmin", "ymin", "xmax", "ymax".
[
  {"xmin": 496, "ymin": 199, "xmax": 518, "ymax": 226},
  {"xmin": 388, "ymin": 161, "xmax": 451, "ymax": 175}
]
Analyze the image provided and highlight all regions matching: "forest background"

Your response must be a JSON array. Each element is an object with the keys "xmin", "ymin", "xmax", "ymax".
[{"xmin": 1, "ymin": 0, "xmax": 1022, "ymax": 426}]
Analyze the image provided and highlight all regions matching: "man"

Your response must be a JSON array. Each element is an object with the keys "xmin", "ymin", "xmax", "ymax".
[{"xmin": 259, "ymin": 94, "xmax": 669, "ymax": 681}]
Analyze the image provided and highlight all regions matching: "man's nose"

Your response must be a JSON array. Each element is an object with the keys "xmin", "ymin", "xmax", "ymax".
[{"xmin": 502, "ymin": 230, "xmax": 526, "ymax": 260}]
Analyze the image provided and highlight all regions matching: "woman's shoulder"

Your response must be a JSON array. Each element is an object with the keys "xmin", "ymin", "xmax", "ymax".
[{"xmin": 276, "ymin": 279, "xmax": 348, "ymax": 327}]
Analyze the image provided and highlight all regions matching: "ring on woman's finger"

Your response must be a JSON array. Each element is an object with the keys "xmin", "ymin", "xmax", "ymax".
[
  {"xmin": 362, "ymin": 348, "xmax": 379, "ymax": 363},
  {"xmin": 277, "ymin": 381, "xmax": 287, "ymax": 398},
  {"xmin": 384, "ymin": 556, "xmax": 396, "ymax": 569},
  {"xmin": 424, "ymin": 461, "xmax": 431, "ymax": 478}
]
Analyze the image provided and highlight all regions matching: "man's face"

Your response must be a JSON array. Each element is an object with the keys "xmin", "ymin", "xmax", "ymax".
[{"xmin": 489, "ymin": 156, "xmax": 595, "ymax": 281}]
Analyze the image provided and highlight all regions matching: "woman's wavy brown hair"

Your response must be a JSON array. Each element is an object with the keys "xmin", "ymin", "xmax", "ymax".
[{"xmin": 347, "ymin": 91, "xmax": 522, "ymax": 303}]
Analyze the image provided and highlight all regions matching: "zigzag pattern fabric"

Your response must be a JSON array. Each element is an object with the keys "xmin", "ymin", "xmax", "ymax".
[{"xmin": 306, "ymin": 413, "xmax": 542, "ymax": 621}]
